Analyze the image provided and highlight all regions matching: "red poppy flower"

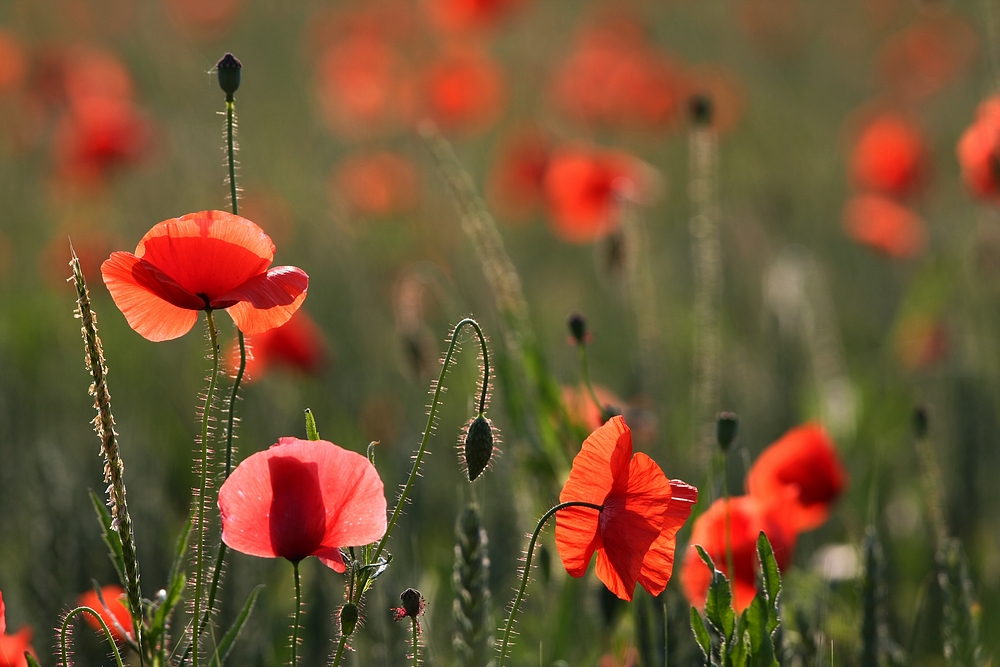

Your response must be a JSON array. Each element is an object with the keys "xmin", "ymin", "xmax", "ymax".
[
  {"xmin": 412, "ymin": 48, "xmax": 506, "ymax": 136},
  {"xmin": 562, "ymin": 383, "xmax": 624, "ymax": 433},
  {"xmin": 333, "ymin": 151, "xmax": 420, "ymax": 217},
  {"xmin": 0, "ymin": 30, "xmax": 26, "ymax": 96},
  {"xmin": 555, "ymin": 416, "xmax": 697, "ymax": 602},
  {"xmin": 849, "ymin": 113, "xmax": 929, "ymax": 198},
  {"xmin": 746, "ymin": 423, "xmax": 847, "ymax": 533},
  {"xmin": 422, "ymin": 0, "xmax": 527, "ymax": 32},
  {"xmin": 957, "ymin": 95, "xmax": 1000, "ymax": 202},
  {"xmin": 486, "ymin": 128, "xmax": 550, "ymax": 222},
  {"xmin": 229, "ymin": 309, "xmax": 328, "ymax": 382},
  {"xmin": 681, "ymin": 496, "xmax": 795, "ymax": 612},
  {"xmin": 166, "ymin": 0, "xmax": 245, "ymax": 38},
  {"xmin": 78, "ymin": 585, "xmax": 132, "ymax": 644},
  {"xmin": 218, "ymin": 437, "xmax": 387, "ymax": 571},
  {"xmin": 543, "ymin": 144, "xmax": 643, "ymax": 244},
  {"xmin": 62, "ymin": 47, "xmax": 135, "ymax": 109},
  {"xmin": 842, "ymin": 194, "xmax": 927, "ymax": 258},
  {"xmin": 0, "ymin": 591, "xmax": 36, "ymax": 667},
  {"xmin": 877, "ymin": 15, "xmax": 977, "ymax": 101},
  {"xmin": 101, "ymin": 210, "xmax": 309, "ymax": 342},
  {"xmin": 52, "ymin": 96, "xmax": 151, "ymax": 187}
]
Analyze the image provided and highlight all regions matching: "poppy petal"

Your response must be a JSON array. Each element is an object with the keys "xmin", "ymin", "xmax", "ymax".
[
  {"xmin": 316, "ymin": 548, "xmax": 348, "ymax": 573},
  {"xmin": 555, "ymin": 504, "xmax": 602, "ymax": 577},
  {"xmin": 135, "ymin": 211, "xmax": 275, "ymax": 300},
  {"xmin": 0, "ymin": 590, "xmax": 5, "ymax": 635},
  {"xmin": 102, "ymin": 252, "xmax": 200, "ymax": 341},
  {"xmin": 637, "ymin": 480, "xmax": 698, "ymax": 596},
  {"xmin": 595, "ymin": 547, "xmax": 633, "ymax": 601},
  {"xmin": 219, "ymin": 449, "xmax": 281, "ymax": 559},
  {"xmin": 559, "ymin": 415, "xmax": 631, "ymax": 507},
  {"xmin": 221, "ymin": 266, "xmax": 309, "ymax": 335}
]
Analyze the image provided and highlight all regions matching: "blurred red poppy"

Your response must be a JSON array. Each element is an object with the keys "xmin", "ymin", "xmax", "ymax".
[
  {"xmin": 486, "ymin": 128, "xmax": 550, "ymax": 222},
  {"xmin": 957, "ymin": 95, "xmax": 1000, "ymax": 202},
  {"xmin": 230, "ymin": 309, "xmax": 327, "ymax": 382},
  {"xmin": 550, "ymin": 21, "xmax": 685, "ymax": 131},
  {"xmin": 316, "ymin": 34, "xmax": 405, "ymax": 138},
  {"xmin": 842, "ymin": 194, "xmax": 927, "ymax": 258},
  {"xmin": 543, "ymin": 144, "xmax": 643, "ymax": 244},
  {"xmin": 746, "ymin": 423, "xmax": 847, "ymax": 533},
  {"xmin": 877, "ymin": 14, "xmax": 977, "ymax": 101},
  {"xmin": 0, "ymin": 591, "xmax": 35, "ymax": 667},
  {"xmin": 849, "ymin": 113, "xmax": 929, "ymax": 198},
  {"xmin": 40, "ymin": 230, "xmax": 123, "ymax": 289},
  {"xmin": 62, "ymin": 47, "xmax": 134, "ymax": 109},
  {"xmin": 412, "ymin": 48, "xmax": 506, "ymax": 136},
  {"xmin": 334, "ymin": 151, "xmax": 420, "ymax": 217},
  {"xmin": 680, "ymin": 496, "xmax": 795, "ymax": 612},
  {"xmin": 78, "ymin": 585, "xmax": 132, "ymax": 644},
  {"xmin": 682, "ymin": 65, "xmax": 746, "ymax": 135},
  {"xmin": 218, "ymin": 437, "xmax": 387, "ymax": 571},
  {"xmin": 562, "ymin": 383, "xmax": 624, "ymax": 433},
  {"xmin": 735, "ymin": 0, "xmax": 810, "ymax": 58},
  {"xmin": 52, "ymin": 96, "xmax": 151, "ymax": 187},
  {"xmin": 422, "ymin": 0, "xmax": 527, "ymax": 32},
  {"xmin": 101, "ymin": 210, "xmax": 309, "ymax": 342},
  {"xmin": 0, "ymin": 30, "xmax": 26, "ymax": 96},
  {"xmin": 555, "ymin": 416, "xmax": 697, "ymax": 601},
  {"xmin": 165, "ymin": 0, "xmax": 245, "ymax": 38}
]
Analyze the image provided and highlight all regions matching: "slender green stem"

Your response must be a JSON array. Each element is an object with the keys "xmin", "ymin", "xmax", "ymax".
[
  {"xmin": 291, "ymin": 561, "xmax": 302, "ymax": 667},
  {"xmin": 192, "ymin": 311, "xmax": 221, "ymax": 667},
  {"xmin": 226, "ymin": 99, "xmax": 238, "ymax": 216},
  {"xmin": 721, "ymin": 453, "xmax": 735, "ymax": 602},
  {"xmin": 61, "ymin": 607, "xmax": 126, "ymax": 667},
  {"xmin": 411, "ymin": 616, "xmax": 419, "ymax": 667},
  {"xmin": 372, "ymin": 318, "xmax": 489, "ymax": 564},
  {"xmin": 498, "ymin": 501, "xmax": 603, "ymax": 667},
  {"xmin": 576, "ymin": 343, "xmax": 605, "ymax": 420},
  {"xmin": 331, "ymin": 634, "xmax": 347, "ymax": 667}
]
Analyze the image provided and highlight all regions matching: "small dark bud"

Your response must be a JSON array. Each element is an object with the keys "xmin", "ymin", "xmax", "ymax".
[
  {"xmin": 913, "ymin": 404, "xmax": 930, "ymax": 439},
  {"xmin": 689, "ymin": 94, "xmax": 713, "ymax": 126},
  {"xmin": 393, "ymin": 588, "xmax": 425, "ymax": 621},
  {"xmin": 216, "ymin": 53, "xmax": 242, "ymax": 99},
  {"xmin": 537, "ymin": 542, "xmax": 552, "ymax": 584},
  {"xmin": 340, "ymin": 603, "xmax": 359, "ymax": 636},
  {"xmin": 463, "ymin": 415, "xmax": 495, "ymax": 481},
  {"xmin": 601, "ymin": 404, "xmax": 622, "ymax": 424},
  {"xmin": 716, "ymin": 412, "xmax": 739, "ymax": 452},
  {"xmin": 567, "ymin": 312, "xmax": 588, "ymax": 344}
]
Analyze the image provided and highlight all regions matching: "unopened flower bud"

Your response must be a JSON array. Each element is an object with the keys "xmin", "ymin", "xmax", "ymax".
[
  {"xmin": 463, "ymin": 415, "xmax": 495, "ymax": 482},
  {"xmin": 913, "ymin": 404, "xmax": 930, "ymax": 440},
  {"xmin": 340, "ymin": 603, "xmax": 358, "ymax": 636},
  {"xmin": 567, "ymin": 312, "xmax": 588, "ymax": 344},
  {"xmin": 716, "ymin": 412, "xmax": 739, "ymax": 452},
  {"xmin": 216, "ymin": 53, "xmax": 242, "ymax": 99},
  {"xmin": 689, "ymin": 94, "xmax": 713, "ymax": 126},
  {"xmin": 392, "ymin": 588, "xmax": 426, "ymax": 621}
]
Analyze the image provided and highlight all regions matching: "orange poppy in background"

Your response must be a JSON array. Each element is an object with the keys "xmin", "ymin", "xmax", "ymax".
[
  {"xmin": 414, "ymin": 48, "xmax": 506, "ymax": 136},
  {"xmin": 165, "ymin": 0, "xmax": 245, "ymax": 39},
  {"xmin": 334, "ymin": 150, "xmax": 420, "ymax": 217},
  {"xmin": 0, "ymin": 591, "xmax": 35, "ymax": 667},
  {"xmin": 877, "ymin": 14, "xmax": 977, "ymax": 101},
  {"xmin": 422, "ymin": 0, "xmax": 528, "ymax": 32},
  {"xmin": 555, "ymin": 416, "xmax": 697, "ymax": 601},
  {"xmin": 101, "ymin": 210, "xmax": 309, "ymax": 342},
  {"xmin": 218, "ymin": 437, "xmax": 387, "ymax": 571},
  {"xmin": 78, "ymin": 585, "xmax": 132, "ymax": 644},
  {"xmin": 849, "ymin": 113, "xmax": 929, "ymax": 198},
  {"xmin": 680, "ymin": 496, "xmax": 795, "ymax": 612},
  {"xmin": 957, "ymin": 95, "xmax": 1000, "ymax": 202},
  {"xmin": 842, "ymin": 193, "xmax": 927, "ymax": 258},
  {"xmin": 746, "ymin": 423, "xmax": 847, "ymax": 533},
  {"xmin": 543, "ymin": 144, "xmax": 644, "ymax": 244},
  {"xmin": 230, "ymin": 309, "xmax": 328, "ymax": 382},
  {"xmin": 562, "ymin": 383, "xmax": 624, "ymax": 433},
  {"xmin": 52, "ymin": 96, "xmax": 151, "ymax": 187},
  {"xmin": 486, "ymin": 127, "xmax": 550, "ymax": 222},
  {"xmin": 0, "ymin": 30, "xmax": 26, "ymax": 96}
]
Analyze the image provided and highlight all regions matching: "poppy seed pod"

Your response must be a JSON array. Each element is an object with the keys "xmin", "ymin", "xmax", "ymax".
[
  {"xmin": 393, "ymin": 588, "xmax": 426, "ymax": 621},
  {"xmin": 463, "ymin": 415, "xmax": 495, "ymax": 481},
  {"xmin": 340, "ymin": 603, "xmax": 358, "ymax": 637},
  {"xmin": 716, "ymin": 412, "xmax": 739, "ymax": 452},
  {"xmin": 216, "ymin": 53, "xmax": 241, "ymax": 99},
  {"xmin": 567, "ymin": 312, "xmax": 588, "ymax": 344},
  {"xmin": 689, "ymin": 94, "xmax": 713, "ymax": 126}
]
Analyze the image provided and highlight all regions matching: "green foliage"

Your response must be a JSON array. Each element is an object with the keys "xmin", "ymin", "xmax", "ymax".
[
  {"xmin": 453, "ymin": 503, "xmax": 494, "ymax": 667},
  {"xmin": 938, "ymin": 538, "xmax": 985, "ymax": 667},
  {"xmin": 208, "ymin": 585, "xmax": 263, "ymax": 667},
  {"xmin": 690, "ymin": 532, "xmax": 784, "ymax": 667},
  {"xmin": 859, "ymin": 527, "xmax": 905, "ymax": 667}
]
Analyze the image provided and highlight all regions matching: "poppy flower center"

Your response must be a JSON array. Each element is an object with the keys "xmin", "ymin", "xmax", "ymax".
[{"xmin": 267, "ymin": 456, "xmax": 327, "ymax": 562}]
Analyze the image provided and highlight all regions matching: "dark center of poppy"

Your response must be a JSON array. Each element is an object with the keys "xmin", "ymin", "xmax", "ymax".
[{"xmin": 267, "ymin": 456, "xmax": 327, "ymax": 562}]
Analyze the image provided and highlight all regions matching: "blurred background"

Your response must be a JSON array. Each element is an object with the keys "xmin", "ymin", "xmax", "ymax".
[{"xmin": 0, "ymin": 0, "xmax": 999, "ymax": 664}]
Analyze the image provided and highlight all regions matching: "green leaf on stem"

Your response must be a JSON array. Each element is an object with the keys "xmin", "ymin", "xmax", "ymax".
[
  {"xmin": 697, "ymin": 546, "xmax": 735, "ymax": 643},
  {"xmin": 209, "ymin": 585, "xmax": 263, "ymax": 667},
  {"xmin": 691, "ymin": 605, "xmax": 713, "ymax": 661},
  {"xmin": 89, "ymin": 490, "xmax": 126, "ymax": 588}
]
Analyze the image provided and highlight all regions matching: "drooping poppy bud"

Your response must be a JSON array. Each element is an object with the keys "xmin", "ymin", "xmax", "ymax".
[
  {"xmin": 340, "ymin": 603, "xmax": 359, "ymax": 636},
  {"xmin": 462, "ymin": 415, "xmax": 495, "ymax": 481}
]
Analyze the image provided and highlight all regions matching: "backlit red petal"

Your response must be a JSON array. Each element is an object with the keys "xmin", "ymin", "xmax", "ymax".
[
  {"xmin": 222, "ymin": 266, "xmax": 309, "ymax": 335},
  {"xmin": 555, "ymin": 504, "xmax": 602, "ymax": 577},
  {"xmin": 0, "ymin": 590, "xmax": 5, "ymax": 635},
  {"xmin": 637, "ymin": 480, "xmax": 697, "ymax": 596},
  {"xmin": 595, "ymin": 547, "xmax": 633, "ymax": 601},
  {"xmin": 219, "ymin": 448, "xmax": 281, "ymax": 559},
  {"xmin": 79, "ymin": 585, "xmax": 132, "ymax": 643},
  {"xmin": 101, "ymin": 252, "xmax": 201, "ymax": 341},
  {"xmin": 559, "ymin": 415, "xmax": 631, "ymax": 506},
  {"xmin": 135, "ymin": 211, "xmax": 274, "ymax": 300}
]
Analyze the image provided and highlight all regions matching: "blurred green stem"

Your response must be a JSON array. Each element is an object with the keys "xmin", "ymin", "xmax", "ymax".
[
  {"xmin": 498, "ymin": 500, "xmax": 603, "ymax": 667},
  {"xmin": 576, "ymin": 342, "xmax": 606, "ymax": 422},
  {"xmin": 192, "ymin": 310, "xmax": 221, "ymax": 667}
]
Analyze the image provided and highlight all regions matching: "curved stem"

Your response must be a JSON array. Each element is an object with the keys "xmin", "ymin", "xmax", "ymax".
[
  {"xmin": 411, "ymin": 616, "xmax": 419, "ymax": 667},
  {"xmin": 192, "ymin": 310, "xmax": 221, "ymax": 667},
  {"xmin": 291, "ymin": 561, "xmax": 302, "ymax": 667},
  {"xmin": 61, "ymin": 607, "xmax": 126, "ymax": 667},
  {"xmin": 498, "ymin": 501, "xmax": 603, "ymax": 667},
  {"xmin": 372, "ymin": 318, "xmax": 489, "ymax": 564}
]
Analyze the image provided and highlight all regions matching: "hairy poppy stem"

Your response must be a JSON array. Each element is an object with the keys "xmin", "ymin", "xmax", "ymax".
[
  {"xmin": 191, "ymin": 310, "xmax": 221, "ymax": 667},
  {"xmin": 71, "ymin": 251, "xmax": 145, "ymax": 664},
  {"xmin": 226, "ymin": 99, "xmax": 239, "ymax": 216},
  {"xmin": 291, "ymin": 561, "xmax": 302, "ymax": 667},
  {"xmin": 61, "ymin": 606, "xmax": 126, "ymax": 667},
  {"xmin": 411, "ymin": 615, "xmax": 419, "ymax": 667},
  {"xmin": 498, "ymin": 500, "xmax": 603, "ymax": 667}
]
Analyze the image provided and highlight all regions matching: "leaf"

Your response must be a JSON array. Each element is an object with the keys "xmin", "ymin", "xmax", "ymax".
[
  {"xmin": 304, "ymin": 408, "xmax": 320, "ymax": 441},
  {"xmin": 89, "ymin": 490, "xmax": 126, "ymax": 589},
  {"xmin": 25, "ymin": 654, "xmax": 43, "ymax": 667},
  {"xmin": 697, "ymin": 546, "xmax": 736, "ymax": 643},
  {"xmin": 691, "ymin": 606, "xmax": 713, "ymax": 663},
  {"xmin": 755, "ymin": 532, "xmax": 781, "ymax": 635},
  {"xmin": 744, "ymin": 596, "xmax": 778, "ymax": 667},
  {"xmin": 209, "ymin": 585, "xmax": 263, "ymax": 667}
]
